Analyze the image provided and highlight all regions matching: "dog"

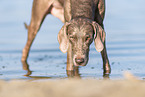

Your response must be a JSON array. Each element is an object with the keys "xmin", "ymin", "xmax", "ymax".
[{"xmin": 22, "ymin": 0, "xmax": 111, "ymax": 76}]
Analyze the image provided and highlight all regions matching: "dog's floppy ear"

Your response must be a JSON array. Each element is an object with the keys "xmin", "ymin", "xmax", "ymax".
[
  {"xmin": 58, "ymin": 22, "xmax": 70, "ymax": 53},
  {"xmin": 92, "ymin": 21, "xmax": 106, "ymax": 52}
]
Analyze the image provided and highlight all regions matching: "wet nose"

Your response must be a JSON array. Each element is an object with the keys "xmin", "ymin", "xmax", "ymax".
[{"xmin": 75, "ymin": 58, "xmax": 84, "ymax": 64}]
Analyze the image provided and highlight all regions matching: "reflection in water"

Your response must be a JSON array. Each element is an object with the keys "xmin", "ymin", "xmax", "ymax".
[
  {"xmin": 22, "ymin": 61, "xmax": 110, "ymax": 79},
  {"xmin": 103, "ymin": 73, "xmax": 110, "ymax": 79},
  {"xmin": 103, "ymin": 69, "xmax": 111, "ymax": 79},
  {"xmin": 21, "ymin": 61, "xmax": 32, "ymax": 76},
  {"xmin": 22, "ymin": 61, "xmax": 53, "ymax": 80},
  {"xmin": 67, "ymin": 67, "xmax": 81, "ymax": 78}
]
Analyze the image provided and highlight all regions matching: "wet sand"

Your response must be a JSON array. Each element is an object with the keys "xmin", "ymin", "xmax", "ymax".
[
  {"xmin": 0, "ymin": 0, "xmax": 145, "ymax": 80},
  {"xmin": 0, "ymin": 73, "xmax": 145, "ymax": 97}
]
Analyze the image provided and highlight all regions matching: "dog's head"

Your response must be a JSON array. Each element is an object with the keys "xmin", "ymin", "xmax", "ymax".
[{"xmin": 58, "ymin": 18, "xmax": 105, "ymax": 66}]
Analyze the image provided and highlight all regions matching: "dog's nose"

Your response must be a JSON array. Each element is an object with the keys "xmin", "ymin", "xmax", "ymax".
[{"xmin": 75, "ymin": 58, "xmax": 84, "ymax": 64}]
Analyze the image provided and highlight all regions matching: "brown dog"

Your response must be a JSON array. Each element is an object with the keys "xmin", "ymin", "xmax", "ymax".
[{"xmin": 22, "ymin": 0, "xmax": 111, "ymax": 76}]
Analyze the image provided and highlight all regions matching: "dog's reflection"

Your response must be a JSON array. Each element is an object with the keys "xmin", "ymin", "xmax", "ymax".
[
  {"xmin": 66, "ymin": 66, "xmax": 81, "ymax": 78},
  {"xmin": 22, "ymin": 61, "xmax": 110, "ymax": 79},
  {"xmin": 22, "ymin": 61, "xmax": 32, "ymax": 76}
]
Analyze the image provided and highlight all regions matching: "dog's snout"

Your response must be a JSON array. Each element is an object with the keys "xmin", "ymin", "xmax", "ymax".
[{"xmin": 75, "ymin": 58, "xmax": 84, "ymax": 64}]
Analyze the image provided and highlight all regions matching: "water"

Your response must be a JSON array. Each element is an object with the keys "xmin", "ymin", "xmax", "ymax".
[{"xmin": 0, "ymin": 0, "xmax": 145, "ymax": 80}]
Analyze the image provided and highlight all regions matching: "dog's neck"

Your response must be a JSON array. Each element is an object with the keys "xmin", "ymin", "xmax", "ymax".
[{"xmin": 70, "ymin": 0, "xmax": 95, "ymax": 20}]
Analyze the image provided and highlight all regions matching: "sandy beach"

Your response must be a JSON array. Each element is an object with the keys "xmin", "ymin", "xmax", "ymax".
[
  {"xmin": 0, "ymin": 0, "xmax": 145, "ymax": 96},
  {"xmin": 0, "ymin": 73, "xmax": 145, "ymax": 97}
]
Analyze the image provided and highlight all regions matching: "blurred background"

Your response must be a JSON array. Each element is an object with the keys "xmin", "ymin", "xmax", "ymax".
[{"xmin": 0, "ymin": 0, "xmax": 145, "ymax": 80}]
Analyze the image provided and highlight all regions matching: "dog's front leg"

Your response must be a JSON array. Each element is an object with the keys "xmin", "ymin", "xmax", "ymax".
[
  {"xmin": 66, "ymin": 44, "xmax": 75, "ymax": 77},
  {"xmin": 66, "ymin": 44, "xmax": 74, "ymax": 71},
  {"xmin": 101, "ymin": 41, "xmax": 111, "ymax": 75},
  {"xmin": 66, "ymin": 44, "xmax": 81, "ymax": 77}
]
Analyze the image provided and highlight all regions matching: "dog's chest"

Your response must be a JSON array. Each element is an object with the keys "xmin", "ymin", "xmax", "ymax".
[{"xmin": 70, "ymin": 0, "xmax": 98, "ymax": 19}]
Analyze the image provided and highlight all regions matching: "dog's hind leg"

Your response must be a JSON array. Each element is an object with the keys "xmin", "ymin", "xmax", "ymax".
[
  {"xmin": 22, "ymin": 0, "xmax": 53, "ymax": 62},
  {"xmin": 50, "ymin": 0, "xmax": 64, "ymax": 22}
]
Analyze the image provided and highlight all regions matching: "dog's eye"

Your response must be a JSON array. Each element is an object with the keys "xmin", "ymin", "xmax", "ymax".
[
  {"xmin": 69, "ymin": 35, "xmax": 74, "ymax": 39},
  {"xmin": 85, "ymin": 35, "xmax": 90, "ymax": 41}
]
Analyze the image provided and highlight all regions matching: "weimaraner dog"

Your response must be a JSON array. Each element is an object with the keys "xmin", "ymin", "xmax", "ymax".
[{"xmin": 22, "ymin": 0, "xmax": 111, "ymax": 76}]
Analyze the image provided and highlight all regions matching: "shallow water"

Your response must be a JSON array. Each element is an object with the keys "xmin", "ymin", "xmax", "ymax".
[{"xmin": 0, "ymin": 0, "xmax": 145, "ymax": 80}]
